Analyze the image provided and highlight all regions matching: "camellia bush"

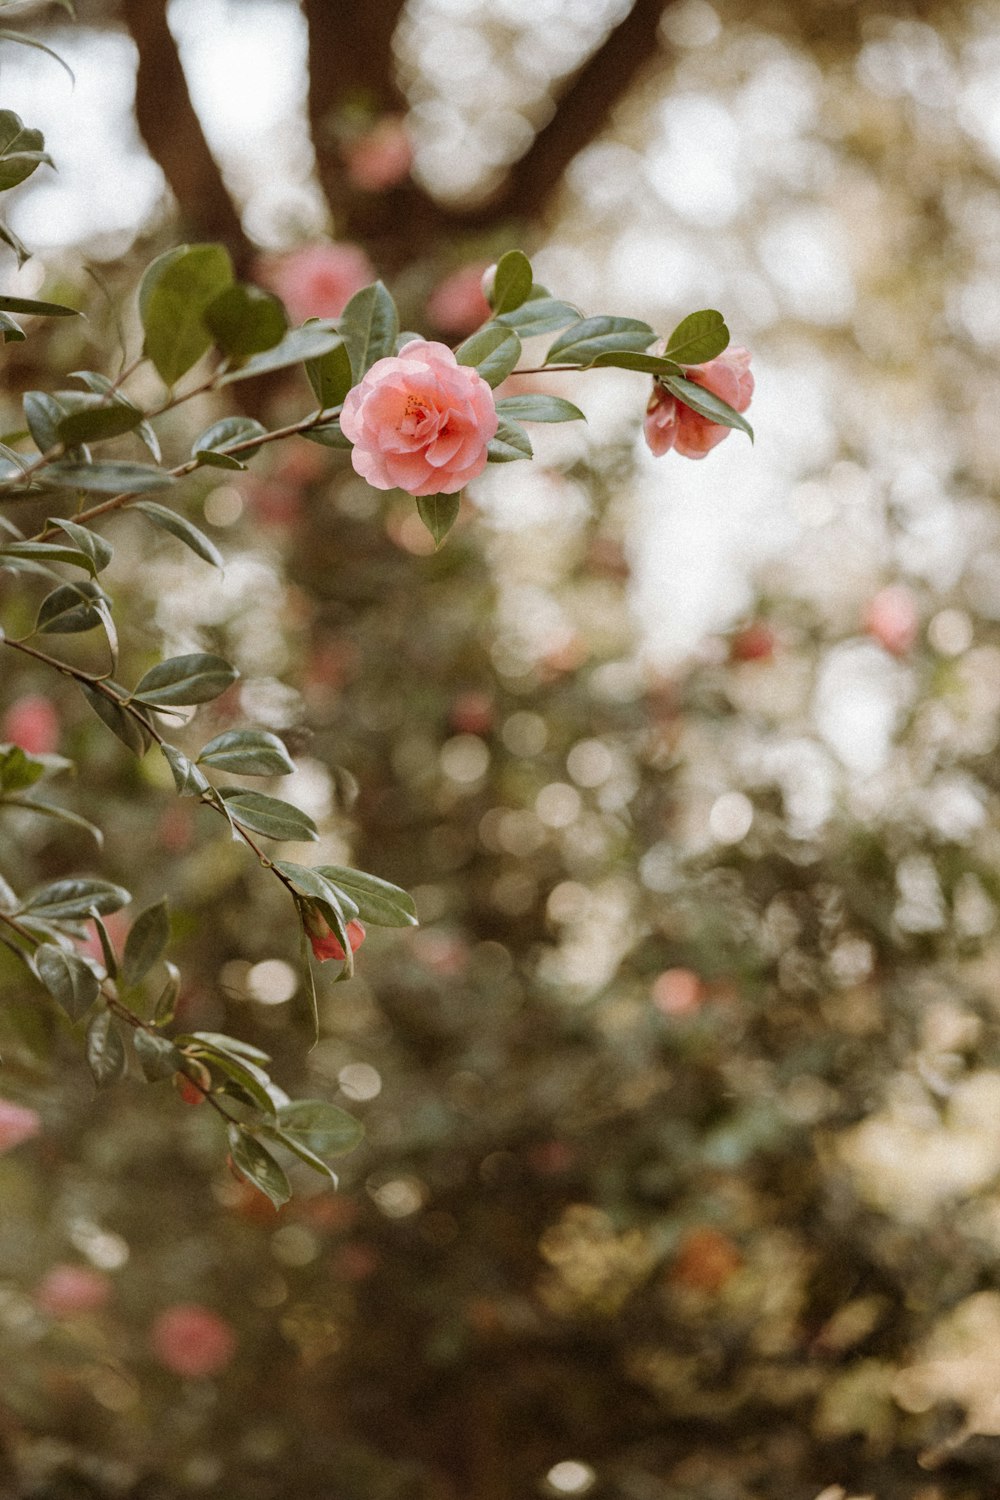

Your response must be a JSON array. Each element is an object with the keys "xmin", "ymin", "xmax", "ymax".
[{"xmin": 0, "ymin": 82, "xmax": 754, "ymax": 1215}]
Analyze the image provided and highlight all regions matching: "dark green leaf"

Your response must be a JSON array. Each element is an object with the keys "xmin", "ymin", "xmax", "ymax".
[
  {"xmin": 316, "ymin": 864, "xmax": 418, "ymax": 927},
  {"xmin": 80, "ymin": 681, "xmax": 153, "ymax": 757},
  {"xmin": 339, "ymin": 281, "xmax": 399, "ymax": 381},
  {"xmin": 300, "ymin": 418, "xmax": 351, "ymax": 449},
  {"xmin": 0, "ymin": 221, "xmax": 30, "ymax": 271},
  {"xmin": 305, "ymin": 335, "xmax": 353, "ymax": 408},
  {"xmin": 24, "ymin": 390, "xmax": 62, "ymax": 452},
  {"xmin": 227, "ymin": 1127, "xmax": 290, "ymax": 1209},
  {"xmin": 186, "ymin": 1045, "xmax": 276, "ymax": 1114},
  {"xmin": 132, "ymin": 1027, "xmax": 183, "ymax": 1082},
  {"xmin": 37, "ymin": 579, "xmax": 108, "ymax": 634},
  {"xmin": 197, "ymin": 728, "xmax": 294, "ymax": 777},
  {"xmin": 494, "ymin": 394, "xmax": 585, "ymax": 424},
  {"xmin": 0, "ymin": 742, "xmax": 45, "ymax": 792},
  {"xmin": 218, "ymin": 788, "xmax": 318, "ymax": 842},
  {"xmin": 122, "ymin": 899, "xmax": 170, "ymax": 988},
  {"xmin": 0, "ymin": 109, "xmax": 45, "ymax": 189},
  {"xmin": 184, "ymin": 1030, "xmax": 271, "ymax": 1065},
  {"xmin": 41, "ymin": 460, "xmax": 175, "ymax": 493},
  {"xmin": 138, "ymin": 243, "xmax": 234, "ymax": 384},
  {"xmin": 86, "ymin": 1008, "xmax": 127, "ymax": 1088},
  {"xmin": 276, "ymin": 1099, "xmax": 364, "ymax": 1157},
  {"xmin": 54, "ymin": 393, "xmax": 144, "ymax": 448},
  {"xmin": 0, "ymin": 309, "xmax": 24, "ymax": 340},
  {"xmin": 495, "ymin": 297, "xmax": 581, "ymax": 337},
  {"xmin": 261, "ymin": 1124, "xmax": 338, "ymax": 1183},
  {"xmin": 203, "ymin": 282, "xmax": 287, "ymax": 358},
  {"xmin": 133, "ymin": 653, "xmax": 238, "ymax": 707},
  {"xmin": 587, "ymin": 350, "xmax": 683, "ymax": 375},
  {"xmin": 545, "ymin": 316, "xmax": 656, "ymax": 365},
  {"xmin": 0, "ymin": 293, "xmax": 79, "ymax": 317},
  {"xmin": 660, "ymin": 373, "xmax": 754, "ymax": 441},
  {"xmin": 8, "ymin": 798, "xmax": 103, "ymax": 847},
  {"xmin": 663, "ymin": 308, "xmax": 730, "ymax": 365},
  {"xmin": 192, "ymin": 415, "xmax": 267, "ymax": 460},
  {"xmin": 0, "ymin": 30, "xmax": 75, "ymax": 84},
  {"xmin": 218, "ymin": 323, "xmax": 346, "ymax": 384},
  {"xmin": 415, "ymin": 492, "xmax": 460, "ymax": 547},
  {"xmin": 69, "ymin": 371, "xmax": 161, "ymax": 462},
  {"xmin": 153, "ymin": 962, "xmax": 180, "ymax": 1024},
  {"xmin": 89, "ymin": 910, "xmax": 118, "ymax": 980},
  {"xmin": 194, "ymin": 449, "xmax": 245, "ymax": 471},
  {"xmin": 488, "ymin": 250, "xmax": 533, "ymax": 315},
  {"xmin": 0, "ymin": 440, "xmax": 28, "ymax": 479},
  {"xmin": 454, "ymin": 324, "xmax": 521, "ymax": 387},
  {"xmin": 35, "ymin": 943, "xmax": 99, "ymax": 1019},
  {"xmin": 160, "ymin": 743, "xmax": 211, "ymax": 796},
  {"xmin": 49, "ymin": 517, "xmax": 112, "ymax": 574},
  {"xmin": 133, "ymin": 500, "xmax": 224, "ymax": 569},
  {"xmin": 487, "ymin": 416, "xmax": 533, "ymax": 463},
  {"xmin": 23, "ymin": 877, "xmax": 130, "ymax": 921}
]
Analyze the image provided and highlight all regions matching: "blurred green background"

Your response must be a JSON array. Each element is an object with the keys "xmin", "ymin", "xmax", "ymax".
[{"xmin": 3, "ymin": 1, "xmax": 1000, "ymax": 1496}]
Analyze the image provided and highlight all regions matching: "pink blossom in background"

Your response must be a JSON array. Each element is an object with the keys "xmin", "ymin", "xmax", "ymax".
[
  {"xmin": 651, "ymin": 968, "xmax": 704, "ymax": 1017},
  {"xmin": 426, "ymin": 263, "xmax": 492, "ymax": 336},
  {"xmin": 345, "ymin": 115, "xmax": 414, "ymax": 192},
  {"xmin": 340, "ymin": 339, "xmax": 498, "ymax": 496},
  {"xmin": 644, "ymin": 346, "xmax": 754, "ymax": 460},
  {"xmin": 0, "ymin": 1099, "xmax": 41, "ymax": 1154},
  {"xmin": 151, "ymin": 1304, "xmax": 236, "ymax": 1379},
  {"xmin": 1, "ymin": 694, "xmax": 59, "ymax": 754},
  {"xmin": 256, "ymin": 241, "xmax": 374, "ymax": 323},
  {"xmin": 35, "ymin": 1264, "xmax": 111, "ymax": 1318},
  {"xmin": 864, "ymin": 584, "xmax": 920, "ymax": 656}
]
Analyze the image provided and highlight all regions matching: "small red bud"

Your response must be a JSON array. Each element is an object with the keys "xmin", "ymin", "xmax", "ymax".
[{"xmin": 306, "ymin": 914, "xmax": 366, "ymax": 963}]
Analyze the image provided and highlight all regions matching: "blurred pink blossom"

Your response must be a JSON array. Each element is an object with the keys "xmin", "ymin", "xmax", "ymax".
[
  {"xmin": 0, "ymin": 1099, "xmax": 41, "ymax": 1154},
  {"xmin": 644, "ymin": 346, "xmax": 754, "ymax": 460},
  {"xmin": 426, "ymin": 263, "xmax": 492, "ymax": 336},
  {"xmin": 257, "ymin": 241, "xmax": 374, "ymax": 323},
  {"xmin": 340, "ymin": 339, "xmax": 497, "ymax": 496},
  {"xmin": 151, "ymin": 1304, "xmax": 236, "ymax": 1379},
  {"xmin": 35, "ymin": 1264, "xmax": 111, "ymax": 1318},
  {"xmin": 345, "ymin": 115, "xmax": 414, "ymax": 192},
  {"xmin": 2, "ymin": 694, "xmax": 59, "ymax": 754},
  {"xmin": 864, "ymin": 584, "xmax": 920, "ymax": 655}
]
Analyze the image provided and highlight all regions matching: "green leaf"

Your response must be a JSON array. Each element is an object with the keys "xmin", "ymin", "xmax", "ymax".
[
  {"xmin": 0, "ymin": 441, "xmax": 28, "ymax": 480},
  {"xmin": 138, "ymin": 243, "xmax": 234, "ymax": 385},
  {"xmin": 488, "ymin": 250, "xmax": 533, "ymax": 315},
  {"xmin": 197, "ymin": 728, "xmax": 294, "ymax": 777},
  {"xmin": 587, "ymin": 350, "xmax": 683, "ymax": 375},
  {"xmin": 122, "ymin": 899, "xmax": 170, "ymax": 988},
  {"xmin": 34, "ymin": 943, "xmax": 99, "ymax": 1020},
  {"xmin": 275, "ymin": 1099, "xmax": 364, "ymax": 1157},
  {"xmin": 133, "ymin": 500, "xmax": 224, "ymax": 569},
  {"xmin": 545, "ymin": 316, "xmax": 656, "ymax": 366},
  {"xmin": 132, "ymin": 1027, "xmax": 184, "ymax": 1082},
  {"xmin": 37, "ymin": 579, "xmax": 109, "ymax": 634},
  {"xmin": 89, "ymin": 910, "xmax": 118, "ymax": 979},
  {"xmin": 495, "ymin": 297, "xmax": 581, "ymax": 337},
  {"xmin": 0, "ymin": 293, "xmax": 79, "ymax": 317},
  {"xmin": 487, "ymin": 416, "xmax": 533, "ymax": 463},
  {"xmin": 275, "ymin": 862, "xmax": 358, "ymax": 970},
  {"xmin": 133, "ymin": 653, "xmax": 238, "ymax": 707},
  {"xmin": 218, "ymin": 789, "xmax": 318, "ymax": 842},
  {"xmin": 1, "ymin": 539, "xmax": 94, "ymax": 571},
  {"xmin": 0, "ymin": 30, "xmax": 74, "ymax": 84},
  {"xmin": 218, "ymin": 323, "xmax": 346, "ymax": 385},
  {"xmin": 0, "ymin": 309, "xmax": 24, "ymax": 341},
  {"xmin": 160, "ymin": 743, "xmax": 211, "ymax": 797},
  {"xmin": 69, "ymin": 371, "xmax": 161, "ymax": 462},
  {"xmin": 663, "ymin": 308, "xmax": 730, "ymax": 365},
  {"xmin": 494, "ymin": 394, "xmax": 585, "ymax": 424},
  {"xmin": 153, "ymin": 962, "xmax": 180, "ymax": 1024},
  {"xmin": 49, "ymin": 517, "xmax": 112, "ymax": 574},
  {"xmin": 41, "ymin": 461, "xmax": 175, "ymax": 494},
  {"xmin": 300, "ymin": 419, "xmax": 351, "ymax": 449},
  {"xmin": 80, "ymin": 682, "xmax": 153, "ymax": 757},
  {"xmin": 184, "ymin": 1030, "xmax": 271, "ymax": 1065},
  {"xmin": 203, "ymin": 282, "xmax": 287, "ymax": 358},
  {"xmin": 184, "ymin": 1044, "xmax": 276, "ymax": 1114},
  {"xmin": 86, "ymin": 1008, "xmax": 127, "ymax": 1088},
  {"xmin": 454, "ymin": 324, "xmax": 521, "ymax": 387},
  {"xmin": 660, "ymin": 373, "xmax": 754, "ymax": 441},
  {"xmin": 8, "ymin": 798, "xmax": 103, "ymax": 847},
  {"xmin": 339, "ymin": 281, "xmax": 399, "ymax": 381},
  {"xmin": 315, "ymin": 864, "xmax": 418, "ymax": 927},
  {"xmin": 0, "ymin": 221, "xmax": 30, "ymax": 271},
  {"xmin": 24, "ymin": 390, "xmax": 63, "ymax": 452},
  {"xmin": 261, "ymin": 1124, "xmax": 338, "ymax": 1184},
  {"xmin": 0, "ymin": 742, "xmax": 45, "ymax": 792},
  {"xmin": 23, "ymin": 877, "xmax": 130, "ymax": 922},
  {"xmin": 193, "ymin": 449, "xmax": 245, "ymax": 471},
  {"xmin": 0, "ymin": 109, "xmax": 47, "ymax": 189},
  {"xmin": 227, "ymin": 1127, "xmax": 290, "ymax": 1209},
  {"xmin": 53, "ymin": 393, "xmax": 145, "ymax": 448},
  {"xmin": 415, "ymin": 492, "xmax": 461, "ymax": 548},
  {"xmin": 305, "ymin": 335, "xmax": 353, "ymax": 408}
]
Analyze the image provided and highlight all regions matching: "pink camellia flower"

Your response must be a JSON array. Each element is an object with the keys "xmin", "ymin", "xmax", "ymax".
[
  {"xmin": 305, "ymin": 912, "xmax": 366, "ymax": 964},
  {"xmin": 426, "ymin": 264, "xmax": 492, "ymax": 336},
  {"xmin": 345, "ymin": 115, "xmax": 414, "ymax": 192},
  {"xmin": 644, "ymin": 346, "xmax": 754, "ymax": 460},
  {"xmin": 151, "ymin": 1304, "xmax": 236, "ymax": 1379},
  {"xmin": 35, "ymin": 1264, "xmax": 111, "ymax": 1319},
  {"xmin": 2, "ymin": 694, "xmax": 59, "ymax": 754},
  {"xmin": 0, "ymin": 1099, "xmax": 41, "ymax": 1154},
  {"xmin": 340, "ymin": 339, "xmax": 498, "ymax": 496},
  {"xmin": 256, "ymin": 241, "xmax": 374, "ymax": 323},
  {"xmin": 864, "ymin": 584, "xmax": 919, "ymax": 656}
]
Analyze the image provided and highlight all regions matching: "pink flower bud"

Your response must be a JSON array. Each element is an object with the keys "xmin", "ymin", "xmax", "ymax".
[
  {"xmin": 863, "ymin": 585, "xmax": 919, "ymax": 656},
  {"xmin": 340, "ymin": 340, "xmax": 498, "ymax": 496},
  {"xmin": 150, "ymin": 1304, "xmax": 236, "ymax": 1379},
  {"xmin": 1, "ymin": 695, "xmax": 59, "ymax": 754},
  {"xmin": 305, "ymin": 911, "xmax": 366, "ymax": 964},
  {"xmin": 256, "ymin": 241, "xmax": 375, "ymax": 323},
  {"xmin": 644, "ymin": 346, "xmax": 754, "ymax": 460},
  {"xmin": 729, "ymin": 622, "xmax": 776, "ymax": 663},
  {"xmin": 0, "ymin": 1098, "xmax": 41, "ymax": 1154},
  {"xmin": 35, "ymin": 1264, "xmax": 111, "ymax": 1318}
]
